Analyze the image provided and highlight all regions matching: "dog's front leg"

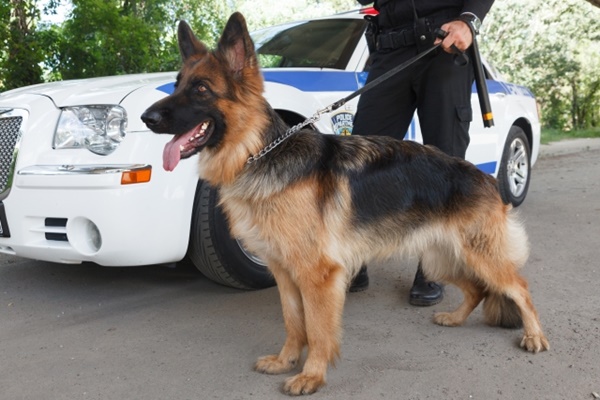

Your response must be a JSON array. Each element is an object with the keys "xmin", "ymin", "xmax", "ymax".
[
  {"xmin": 282, "ymin": 260, "xmax": 346, "ymax": 396},
  {"xmin": 255, "ymin": 264, "xmax": 306, "ymax": 375}
]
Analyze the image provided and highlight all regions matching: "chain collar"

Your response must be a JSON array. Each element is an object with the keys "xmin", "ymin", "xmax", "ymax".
[{"xmin": 246, "ymin": 107, "xmax": 330, "ymax": 164}]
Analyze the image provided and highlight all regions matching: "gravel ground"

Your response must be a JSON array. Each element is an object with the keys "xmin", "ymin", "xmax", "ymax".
[{"xmin": 0, "ymin": 140, "xmax": 599, "ymax": 399}]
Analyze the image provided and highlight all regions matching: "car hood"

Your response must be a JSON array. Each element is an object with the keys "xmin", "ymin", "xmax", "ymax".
[{"xmin": 0, "ymin": 72, "xmax": 177, "ymax": 107}]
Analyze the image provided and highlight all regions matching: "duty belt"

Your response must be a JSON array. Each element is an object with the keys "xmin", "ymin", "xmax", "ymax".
[{"xmin": 377, "ymin": 29, "xmax": 416, "ymax": 50}]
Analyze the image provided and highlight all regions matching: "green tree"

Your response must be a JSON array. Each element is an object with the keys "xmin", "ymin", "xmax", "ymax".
[
  {"xmin": 53, "ymin": 0, "xmax": 229, "ymax": 79},
  {"xmin": 231, "ymin": 0, "xmax": 359, "ymax": 30},
  {"xmin": 56, "ymin": 0, "xmax": 164, "ymax": 78},
  {"xmin": 480, "ymin": 0, "xmax": 600, "ymax": 129},
  {"xmin": 1, "ymin": 0, "xmax": 357, "ymax": 87},
  {"xmin": 0, "ymin": 0, "xmax": 48, "ymax": 90},
  {"xmin": 4, "ymin": 0, "xmax": 596, "ymax": 131}
]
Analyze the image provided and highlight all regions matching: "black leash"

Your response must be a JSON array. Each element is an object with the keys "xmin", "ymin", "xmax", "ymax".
[
  {"xmin": 247, "ymin": 42, "xmax": 442, "ymax": 164},
  {"xmin": 325, "ymin": 39, "xmax": 444, "ymax": 114},
  {"xmin": 247, "ymin": 27, "xmax": 493, "ymax": 164}
]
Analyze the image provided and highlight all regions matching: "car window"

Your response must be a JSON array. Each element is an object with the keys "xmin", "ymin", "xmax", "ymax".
[{"xmin": 252, "ymin": 18, "xmax": 367, "ymax": 69}]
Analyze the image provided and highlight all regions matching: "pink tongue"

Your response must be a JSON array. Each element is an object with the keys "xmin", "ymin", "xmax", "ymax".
[{"xmin": 163, "ymin": 135, "xmax": 188, "ymax": 171}]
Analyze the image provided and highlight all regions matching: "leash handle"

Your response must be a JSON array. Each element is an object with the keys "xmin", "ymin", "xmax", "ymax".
[
  {"xmin": 434, "ymin": 28, "xmax": 469, "ymax": 66},
  {"xmin": 436, "ymin": 26, "xmax": 494, "ymax": 128}
]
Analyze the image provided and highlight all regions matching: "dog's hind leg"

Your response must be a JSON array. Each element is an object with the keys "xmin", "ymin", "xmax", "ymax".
[
  {"xmin": 420, "ymin": 247, "xmax": 484, "ymax": 326},
  {"xmin": 462, "ymin": 252, "xmax": 549, "ymax": 352},
  {"xmin": 283, "ymin": 259, "xmax": 347, "ymax": 396},
  {"xmin": 497, "ymin": 274, "xmax": 549, "ymax": 353},
  {"xmin": 255, "ymin": 263, "xmax": 307, "ymax": 375},
  {"xmin": 433, "ymin": 276, "xmax": 485, "ymax": 327}
]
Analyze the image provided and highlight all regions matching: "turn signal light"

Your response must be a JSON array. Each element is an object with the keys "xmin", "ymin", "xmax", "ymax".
[{"xmin": 121, "ymin": 167, "xmax": 152, "ymax": 185}]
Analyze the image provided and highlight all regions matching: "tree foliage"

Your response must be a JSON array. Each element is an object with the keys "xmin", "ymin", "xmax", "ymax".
[
  {"xmin": 480, "ymin": 0, "xmax": 600, "ymax": 129},
  {"xmin": 230, "ymin": 0, "xmax": 358, "ymax": 30},
  {"xmin": 57, "ymin": 0, "xmax": 165, "ymax": 78},
  {"xmin": 1, "ymin": 0, "xmax": 598, "ymax": 130},
  {"xmin": 54, "ymin": 0, "xmax": 231, "ymax": 79},
  {"xmin": 1, "ymin": 0, "xmax": 47, "ymax": 89},
  {"xmin": 0, "ymin": 0, "xmax": 229, "ymax": 88}
]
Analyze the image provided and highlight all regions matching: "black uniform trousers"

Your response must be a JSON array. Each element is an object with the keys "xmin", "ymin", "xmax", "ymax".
[{"xmin": 353, "ymin": 43, "xmax": 475, "ymax": 159}]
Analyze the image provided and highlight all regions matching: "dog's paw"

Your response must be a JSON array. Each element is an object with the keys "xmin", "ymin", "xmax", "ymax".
[
  {"xmin": 433, "ymin": 312, "xmax": 463, "ymax": 327},
  {"xmin": 520, "ymin": 333, "xmax": 550, "ymax": 353},
  {"xmin": 283, "ymin": 373, "xmax": 325, "ymax": 396},
  {"xmin": 254, "ymin": 355, "xmax": 297, "ymax": 375}
]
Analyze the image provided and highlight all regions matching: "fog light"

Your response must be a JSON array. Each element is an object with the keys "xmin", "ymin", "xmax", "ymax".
[{"xmin": 67, "ymin": 217, "xmax": 102, "ymax": 255}]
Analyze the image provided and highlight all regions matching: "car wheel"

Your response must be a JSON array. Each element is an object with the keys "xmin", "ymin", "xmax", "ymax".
[
  {"xmin": 497, "ymin": 126, "xmax": 531, "ymax": 207},
  {"xmin": 188, "ymin": 180, "xmax": 275, "ymax": 290}
]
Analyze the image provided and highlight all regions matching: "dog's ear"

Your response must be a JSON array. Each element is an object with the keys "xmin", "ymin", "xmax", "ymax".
[
  {"xmin": 178, "ymin": 20, "xmax": 208, "ymax": 62},
  {"xmin": 217, "ymin": 12, "xmax": 258, "ymax": 77}
]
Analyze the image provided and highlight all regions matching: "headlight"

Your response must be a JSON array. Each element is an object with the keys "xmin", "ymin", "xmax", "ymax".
[{"xmin": 54, "ymin": 105, "xmax": 128, "ymax": 155}]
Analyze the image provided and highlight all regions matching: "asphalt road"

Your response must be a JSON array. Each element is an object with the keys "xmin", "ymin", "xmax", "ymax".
[{"xmin": 1, "ymin": 143, "xmax": 599, "ymax": 400}]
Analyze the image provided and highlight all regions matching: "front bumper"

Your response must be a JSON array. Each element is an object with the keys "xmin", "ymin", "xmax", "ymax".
[
  {"xmin": 0, "ymin": 95, "xmax": 199, "ymax": 266},
  {"xmin": 1, "ymin": 161, "xmax": 199, "ymax": 266}
]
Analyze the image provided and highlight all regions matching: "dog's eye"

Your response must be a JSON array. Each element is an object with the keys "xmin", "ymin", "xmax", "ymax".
[{"xmin": 198, "ymin": 84, "xmax": 207, "ymax": 93}]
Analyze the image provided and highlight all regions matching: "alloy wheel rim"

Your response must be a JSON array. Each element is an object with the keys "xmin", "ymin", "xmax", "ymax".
[{"xmin": 506, "ymin": 137, "xmax": 529, "ymax": 198}]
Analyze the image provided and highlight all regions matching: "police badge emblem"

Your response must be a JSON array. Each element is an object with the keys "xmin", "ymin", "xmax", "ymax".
[{"xmin": 331, "ymin": 112, "xmax": 353, "ymax": 136}]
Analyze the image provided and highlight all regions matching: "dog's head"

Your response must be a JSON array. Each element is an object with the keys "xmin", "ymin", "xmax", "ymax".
[{"xmin": 141, "ymin": 13, "xmax": 263, "ymax": 172}]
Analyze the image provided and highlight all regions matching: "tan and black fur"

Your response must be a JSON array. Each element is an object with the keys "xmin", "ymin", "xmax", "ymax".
[{"xmin": 142, "ymin": 13, "xmax": 549, "ymax": 395}]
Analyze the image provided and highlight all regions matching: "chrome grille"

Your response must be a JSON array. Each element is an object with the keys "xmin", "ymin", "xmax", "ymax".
[{"xmin": 0, "ymin": 116, "xmax": 22, "ymax": 199}]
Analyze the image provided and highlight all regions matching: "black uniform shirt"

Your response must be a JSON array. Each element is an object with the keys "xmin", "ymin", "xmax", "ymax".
[{"xmin": 358, "ymin": 0, "xmax": 495, "ymax": 30}]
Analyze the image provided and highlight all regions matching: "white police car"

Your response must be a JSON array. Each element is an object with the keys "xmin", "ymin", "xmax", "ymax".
[{"xmin": 0, "ymin": 9, "xmax": 540, "ymax": 289}]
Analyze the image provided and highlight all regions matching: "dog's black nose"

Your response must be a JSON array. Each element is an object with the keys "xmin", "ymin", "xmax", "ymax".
[{"xmin": 141, "ymin": 110, "xmax": 162, "ymax": 127}]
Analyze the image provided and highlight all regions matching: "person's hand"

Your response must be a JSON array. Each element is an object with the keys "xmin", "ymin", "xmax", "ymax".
[{"xmin": 435, "ymin": 20, "xmax": 473, "ymax": 53}]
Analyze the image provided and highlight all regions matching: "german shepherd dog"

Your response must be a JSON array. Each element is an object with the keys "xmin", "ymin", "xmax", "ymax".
[{"xmin": 142, "ymin": 13, "xmax": 549, "ymax": 395}]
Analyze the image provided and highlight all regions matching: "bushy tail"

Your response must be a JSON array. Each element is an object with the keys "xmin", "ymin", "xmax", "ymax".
[{"xmin": 483, "ymin": 292, "xmax": 523, "ymax": 329}]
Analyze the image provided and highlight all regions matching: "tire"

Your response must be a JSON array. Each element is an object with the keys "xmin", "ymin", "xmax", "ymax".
[
  {"xmin": 497, "ymin": 126, "xmax": 531, "ymax": 207},
  {"xmin": 187, "ymin": 180, "xmax": 275, "ymax": 290}
]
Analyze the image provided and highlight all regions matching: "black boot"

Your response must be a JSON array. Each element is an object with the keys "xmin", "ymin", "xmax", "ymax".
[
  {"xmin": 349, "ymin": 265, "xmax": 369, "ymax": 292},
  {"xmin": 409, "ymin": 265, "xmax": 443, "ymax": 306}
]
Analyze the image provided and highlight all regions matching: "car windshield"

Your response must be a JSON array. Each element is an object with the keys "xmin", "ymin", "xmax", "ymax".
[{"xmin": 252, "ymin": 18, "xmax": 367, "ymax": 69}]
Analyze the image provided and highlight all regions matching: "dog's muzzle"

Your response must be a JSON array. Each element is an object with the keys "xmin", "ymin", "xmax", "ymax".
[{"xmin": 141, "ymin": 110, "xmax": 163, "ymax": 131}]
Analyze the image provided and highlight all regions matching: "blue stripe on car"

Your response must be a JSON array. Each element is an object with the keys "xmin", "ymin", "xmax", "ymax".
[
  {"xmin": 157, "ymin": 82, "xmax": 175, "ymax": 94},
  {"xmin": 154, "ymin": 72, "xmax": 512, "ymax": 174},
  {"xmin": 156, "ymin": 70, "xmax": 534, "ymax": 98},
  {"xmin": 476, "ymin": 161, "xmax": 497, "ymax": 174},
  {"xmin": 261, "ymin": 70, "xmax": 534, "ymax": 98},
  {"xmin": 261, "ymin": 71, "xmax": 365, "ymax": 92}
]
